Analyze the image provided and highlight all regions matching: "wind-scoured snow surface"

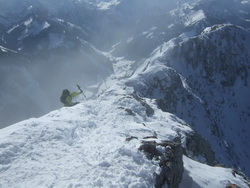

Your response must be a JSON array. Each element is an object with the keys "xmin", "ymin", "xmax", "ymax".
[
  {"xmin": 0, "ymin": 84, "xmax": 179, "ymax": 187},
  {"xmin": 0, "ymin": 75, "xmax": 248, "ymax": 187}
]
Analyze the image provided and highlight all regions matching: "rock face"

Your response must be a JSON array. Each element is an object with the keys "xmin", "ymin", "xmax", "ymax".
[
  {"xmin": 165, "ymin": 24, "xmax": 250, "ymax": 87},
  {"xmin": 161, "ymin": 24, "xmax": 250, "ymax": 174},
  {"xmin": 185, "ymin": 132, "xmax": 217, "ymax": 166},
  {"xmin": 128, "ymin": 24, "xmax": 250, "ymax": 176},
  {"xmin": 139, "ymin": 138, "xmax": 183, "ymax": 188}
]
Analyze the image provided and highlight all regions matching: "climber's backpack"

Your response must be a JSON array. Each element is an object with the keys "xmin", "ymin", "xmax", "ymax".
[{"xmin": 60, "ymin": 89, "xmax": 70, "ymax": 104}]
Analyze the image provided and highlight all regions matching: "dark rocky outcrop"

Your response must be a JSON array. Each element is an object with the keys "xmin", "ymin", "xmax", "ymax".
[
  {"xmin": 139, "ymin": 138, "xmax": 183, "ymax": 188},
  {"xmin": 119, "ymin": 94, "xmax": 155, "ymax": 117},
  {"xmin": 132, "ymin": 94, "xmax": 155, "ymax": 116},
  {"xmin": 185, "ymin": 132, "xmax": 217, "ymax": 166}
]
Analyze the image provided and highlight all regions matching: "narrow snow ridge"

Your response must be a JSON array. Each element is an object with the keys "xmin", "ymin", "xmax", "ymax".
[
  {"xmin": 0, "ymin": 84, "xmax": 190, "ymax": 187},
  {"xmin": 0, "ymin": 80, "xmax": 248, "ymax": 187}
]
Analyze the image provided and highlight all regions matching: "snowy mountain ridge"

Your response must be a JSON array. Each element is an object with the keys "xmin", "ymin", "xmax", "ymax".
[
  {"xmin": 2, "ymin": 23, "xmax": 250, "ymax": 187},
  {"xmin": 0, "ymin": 74, "xmax": 249, "ymax": 187},
  {"xmin": 130, "ymin": 23, "xmax": 250, "ymax": 176},
  {"xmin": 1, "ymin": 0, "xmax": 250, "ymax": 187}
]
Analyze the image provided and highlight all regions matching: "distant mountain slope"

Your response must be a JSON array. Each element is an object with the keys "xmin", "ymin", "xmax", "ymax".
[
  {"xmin": 126, "ymin": 24, "xmax": 250, "ymax": 176},
  {"xmin": 0, "ymin": 2, "xmax": 114, "ymax": 128}
]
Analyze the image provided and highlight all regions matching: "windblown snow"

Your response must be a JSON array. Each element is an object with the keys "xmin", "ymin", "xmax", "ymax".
[
  {"xmin": 0, "ymin": 69, "xmax": 248, "ymax": 187},
  {"xmin": 0, "ymin": 84, "xmax": 183, "ymax": 187},
  {"xmin": 1, "ymin": 0, "xmax": 250, "ymax": 187},
  {"xmin": 184, "ymin": 10, "xmax": 206, "ymax": 26}
]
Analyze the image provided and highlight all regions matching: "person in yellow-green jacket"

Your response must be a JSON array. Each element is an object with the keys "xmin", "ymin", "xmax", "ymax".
[{"xmin": 60, "ymin": 85, "xmax": 84, "ymax": 107}]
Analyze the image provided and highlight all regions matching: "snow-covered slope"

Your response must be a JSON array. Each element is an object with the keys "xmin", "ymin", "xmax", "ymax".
[
  {"xmin": 1, "ymin": 0, "xmax": 250, "ymax": 186},
  {"xmin": 165, "ymin": 24, "xmax": 250, "ymax": 175},
  {"xmin": 125, "ymin": 23, "xmax": 250, "ymax": 177},
  {"xmin": 0, "ymin": 78, "xmax": 249, "ymax": 187}
]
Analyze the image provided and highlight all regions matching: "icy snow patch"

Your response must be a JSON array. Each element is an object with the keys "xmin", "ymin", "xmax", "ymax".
[
  {"xmin": 18, "ymin": 21, "xmax": 51, "ymax": 40},
  {"xmin": 142, "ymin": 27, "xmax": 157, "ymax": 39},
  {"xmin": 24, "ymin": 17, "xmax": 33, "ymax": 26},
  {"xmin": 0, "ymin": 46, "xmax": 8, "ymax": 53},
  {"xmin": 7, "ymin": 25, "xmax": 19, "ymax": 34},
  {"xmin": 241, "ymin": 0, "xmax": 250, "ymax": 4},
  {"xmin": 0, "ymin": 46, "xmax": 18, "ymax": 53},
  {"xmin": 149, "ymin": 38, "xmax": 176, "ymax": 61},
  {"xmin": 42, "ymin": 22, "xmax": 50, "ymax": 30},
  {"xmin": 180, "ymin": 156, "xmax": 248, "ymax": 188},
  {"xmin": 185, "ymin": 10, "xmax": 206, "ymax": 26},
  {"xmin": 126, "ymin": 37, "xmax": 134, "ymax": 43},
  {"xmin": 97, "ymin": 0, "xmax": 120, "ymax": 10}
]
